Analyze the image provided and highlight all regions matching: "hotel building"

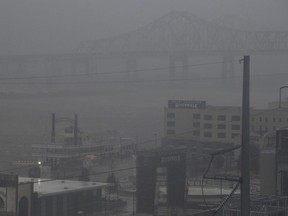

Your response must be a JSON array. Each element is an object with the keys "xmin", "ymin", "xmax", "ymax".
[{"xmin": 164, "ymin": 100, "xmax": 288, "ymax": 144}]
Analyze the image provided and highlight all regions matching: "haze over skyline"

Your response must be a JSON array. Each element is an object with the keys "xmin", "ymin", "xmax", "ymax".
[{"xmin": 1, "ymin": 0, "xmax": 288, "ymax": 55}]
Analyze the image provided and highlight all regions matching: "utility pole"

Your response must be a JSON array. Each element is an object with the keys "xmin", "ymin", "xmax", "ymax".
[
  {"xmin": 241, "ymin": 56, "xmax": 250, "ymax": 216},
  {"xmin": 279, "ymin": 86, "xmax": 288, "ymax": 108}
]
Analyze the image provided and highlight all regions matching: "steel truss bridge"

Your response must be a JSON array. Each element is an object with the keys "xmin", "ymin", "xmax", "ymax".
[
  {"xmin": 78, "ymin": 10, "xmax": 288, "ymax": 56},
  {"xmin": 0, "ymin": 11, "xmax": 288, "ymax": 85}
]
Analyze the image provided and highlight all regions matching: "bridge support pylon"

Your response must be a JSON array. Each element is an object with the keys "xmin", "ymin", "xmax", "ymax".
[
  {"xmin": 222, "ymin": 56, "xmax": 235, "ymax": 85},
  {"xmin": 169, "ymin": 54, "xmax": 189, "ymax": 82}
]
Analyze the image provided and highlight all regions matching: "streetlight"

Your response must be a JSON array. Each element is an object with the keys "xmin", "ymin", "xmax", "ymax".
[{"xmin": 279, "ymin": 86, "xmax": 288, "ymax": 108}]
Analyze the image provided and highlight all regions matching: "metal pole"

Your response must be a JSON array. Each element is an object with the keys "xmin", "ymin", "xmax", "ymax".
[
  {"xmin": 133, "ymin": 191, "xmax": 135, "ymax": 216},
  {"xmin": 279, "ymin": 86, "xmax": 288, "ymax": 108},
  {"xmin": 241, "ymin": 56, "xmax": 250, "ymax": 216}
]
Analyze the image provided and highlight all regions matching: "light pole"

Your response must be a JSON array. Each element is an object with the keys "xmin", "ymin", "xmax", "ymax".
[
  {"xmin": 279, "ymin": 86, "xmax": 288, "ymax": 108},
  {"xmin": 241, "ymin": 56, "xmax": 250, "ymax": 216}
]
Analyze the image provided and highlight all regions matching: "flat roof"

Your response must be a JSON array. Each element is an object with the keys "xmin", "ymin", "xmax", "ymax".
[
  {"xmin": 159, "ymin": 186, "xmax": 240, "ymax": 196},
  {"xmin": 19, "ymin": 177, "xmax": 109, "ymax": 197}
]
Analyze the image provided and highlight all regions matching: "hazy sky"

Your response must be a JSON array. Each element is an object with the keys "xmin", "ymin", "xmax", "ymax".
[{"xmin": 1, "ymin": 0, "xmax": 288, "ymax": 55}]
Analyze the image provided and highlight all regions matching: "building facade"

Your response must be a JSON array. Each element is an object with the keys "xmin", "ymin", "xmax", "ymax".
[
  {"xmin": 260, "ymin": 128, "xmax": 288, "ymax": 196},
  {"xmin": 163, "ymin": 100, "xmax": 288, "ymax": 177},
  {"xmin": 164, "ymin": 100, "xmax": 288, "ymax": 144},
  {"xmin": 0, "ymin": 174, "xmax": 109, "ymax": 216}
]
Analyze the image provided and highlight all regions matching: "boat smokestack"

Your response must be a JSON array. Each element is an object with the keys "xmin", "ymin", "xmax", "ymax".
[{"xmin": 51, "ymin": 113, "xmax": 55, "ymax": 143}]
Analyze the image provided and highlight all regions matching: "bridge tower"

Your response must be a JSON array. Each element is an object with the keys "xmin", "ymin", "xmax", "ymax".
[
  {"xmin": 169, "ymin": 54, "xmax": 189, "ymax": 81},
  {"xmin": 222, "ymin": 56, "xmax": 235, "ymax": 84}
]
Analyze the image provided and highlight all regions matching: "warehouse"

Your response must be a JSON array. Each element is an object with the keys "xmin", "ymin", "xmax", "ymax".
[{"xmin": 0, "ymin": 174, "xmax": 109, "ymax": 216}]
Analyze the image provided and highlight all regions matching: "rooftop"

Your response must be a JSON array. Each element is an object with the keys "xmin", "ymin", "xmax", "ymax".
[
  {"xmin": 159, "ymin": 186, "xmax": 240, "ymax": 196},
  {"xmin": 19, "ymin": 177, "xmax": 109, "ymax": 197}
]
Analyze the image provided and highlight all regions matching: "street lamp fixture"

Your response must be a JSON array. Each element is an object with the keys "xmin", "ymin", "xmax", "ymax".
[{"xmin": 279, "ymin": 86, "xmax": 288, "ymax": 108}]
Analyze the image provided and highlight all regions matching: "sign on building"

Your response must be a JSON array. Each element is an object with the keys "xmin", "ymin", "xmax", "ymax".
[{"xmin": 168, "ymin": 100, "xmax": 206, "ymax": 109}]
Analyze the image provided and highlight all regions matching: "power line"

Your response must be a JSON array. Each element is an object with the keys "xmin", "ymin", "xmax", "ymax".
[
  {"xmin": 0, "ymin": 61, "xmax": 231, "ymax": 81},
  {"xmin": 0, "ymin": 72, "xmax": 287, "ymax": 86},
  {"xmin": 20, "ymin": 166, "xmax": 137, "ymax": 185}
]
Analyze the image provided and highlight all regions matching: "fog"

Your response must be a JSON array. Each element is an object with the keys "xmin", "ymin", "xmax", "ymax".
[
  {"xmin": 1, "ymin": 0, "xmax": 288, "ymax": 54},
  {"xmin": 0, "ymin": 0, "xmax": 288, "ymax": 171}
]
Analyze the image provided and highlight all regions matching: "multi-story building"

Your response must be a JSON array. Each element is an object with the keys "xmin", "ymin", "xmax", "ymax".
[
  {"xmin": 162, "ymin": 100, "xmax": 288, "ymax": 177},
  {"xmin": 164, "ymin": 100, "xmax": 288, "ymax": 144}
]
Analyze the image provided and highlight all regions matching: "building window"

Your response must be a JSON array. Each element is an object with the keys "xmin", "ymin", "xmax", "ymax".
[
  {"xmin": 167, "ymin": 121, "xmax": 175, "ymax": 127},
  {"xmin": 204, "ymin": 115, "xmax": 212, "ymax": 120},
  {"xmin": 259, "ymin": 117, "xmax": 262, "ymax": 122},
  {"xmin": 204, "ymin": 132, "xmax": 212, "ymax": 138},
  {"xmin": 217, "ymin": 133, "xmax": 226, "ymax": 138},
  {"xmin": 193, "ymin": 130, "xmax": 200, "ymax": 136},
  {"xmin": 259, "ymin": 126, "xmax": 262, "ymax": 131},
  {"xmin": 167, "ymin": 130, "xmax": 175, "ymax": 135},
  {"xmin": 265, "ymin": 117, "xmax": 268, "ymax": 122},
  {"xmin": 204, "ymin": 123, "xmax": 212, "ymax": 129},
  {"xmin": 193, "ymin": 114, "xmax": 201, "ymax": 119},
  {"xmin": 231, "ymin": 116, "xmax": 240, "ymax": 121},
  {"xmin": 279, "ymin": 118, "xmax": 282, "ymax": 123},
  {"xmin": 273, "ymin": 118, "xmax": 276, "ymax": 122},
  {"xmin": 217, "ymin": 115, "xmax": 226, "ymax": 121},
  {"xmin": 193, "ymin": 122, "xmax": 200, "ymax": 128},
  {"xmin": 217, "ymin": 124, "xmax": 226, "ymax": 129},
  {"xmin": 273, "ymin": 126, "xmax": 276, "ymax": 131},
  {"xmin": 231, "ymin": 133, "xmax": 240, "ymax": 138},
  {"xmin": 231, "ymin": 124, "xmax": 240, "ymax": 130},
  {"xmin": 167, "ymin": 113, "xmax": 175, "ymax": 118}
]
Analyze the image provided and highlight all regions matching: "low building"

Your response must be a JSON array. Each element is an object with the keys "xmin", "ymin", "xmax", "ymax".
[
  {"xmin": 0, "ymin": 174, "xmax": 109, "ymax": 216},
  {"xmin": 260, "ymin": 128, "xmax": 288, "ymax": 196},
  {"xmin": 157, "ymin": 184, "xmax": 240, "ymax": 215}
]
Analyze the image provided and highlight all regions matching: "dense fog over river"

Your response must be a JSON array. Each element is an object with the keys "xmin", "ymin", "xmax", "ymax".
[
  {"xmin": 0, "ymin": 0, "xmax": 288, "ymax": 172},
  {"xmin": 0, "ymin": 54, "xmax": 287, "ymax": 170}
]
